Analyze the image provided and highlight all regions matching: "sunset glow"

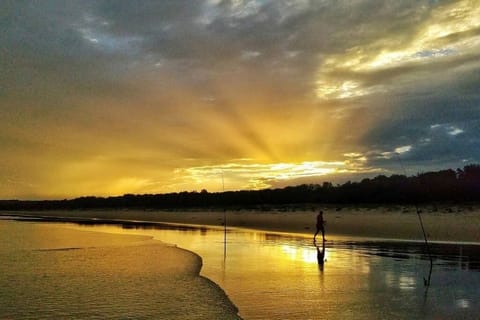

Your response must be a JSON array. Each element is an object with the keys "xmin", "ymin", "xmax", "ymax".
[{"xmin": 1, "ymin": 1, "xmax": 479, "ymax": 199}]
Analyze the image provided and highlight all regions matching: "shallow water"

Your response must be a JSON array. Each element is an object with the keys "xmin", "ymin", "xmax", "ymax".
[
  {"xmin": 69, "ymin": 221, "xmax": 480, "ymax": 319},
  {"xmin": 2, "ymin": 217, "xmax": 479, "ymax": 319}
]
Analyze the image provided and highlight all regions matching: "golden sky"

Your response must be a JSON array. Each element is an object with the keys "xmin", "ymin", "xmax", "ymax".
[{"xmin": 1, "ymin": 0, "xmax": 479, "ymax": 199}]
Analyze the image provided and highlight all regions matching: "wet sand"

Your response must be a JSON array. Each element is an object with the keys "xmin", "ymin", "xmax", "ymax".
[
  {"xmin": 0, "ymin": 220, "xmax": 241, "ymax": 319},
  {"xmin": 4, "ymin": 204, "xmax": 479, "ymax": 243}
]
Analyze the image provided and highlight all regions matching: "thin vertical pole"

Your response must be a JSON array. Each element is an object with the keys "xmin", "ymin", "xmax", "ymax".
[
  {"xmin": 416, "ymin": 204, "xmax": 433, "ymax": 286},
  {"xmin": 222, "ymin": 171, "xmax": 227, "ymax": 260},
  {"xmin": 396, "ymin": 153, "xmax": 433, "ymax": 287}
]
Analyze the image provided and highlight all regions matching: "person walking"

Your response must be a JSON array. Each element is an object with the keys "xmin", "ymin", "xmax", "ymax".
[{"xmin": 314, "ymin": 210, "xmax": 326, "ymax": 242}]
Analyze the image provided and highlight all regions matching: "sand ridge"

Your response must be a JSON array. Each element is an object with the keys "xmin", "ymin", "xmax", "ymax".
[{"xmin": 2, "ymin": 205, "xmax": 479, "ymax": 243}]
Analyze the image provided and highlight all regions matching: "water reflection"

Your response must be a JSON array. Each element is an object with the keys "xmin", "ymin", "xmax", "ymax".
[
  {"xmin": 314, "ymin": 240, "xmax": 326, "ymax": 271},
  {"xmin": 72, "ymin": 221, "xmax": 480, "ymax": 273},
  {"xmin": 8, "ymin": 217, "xmax": 480, "ymax": 320},
  {"xmin": 66, "ymin": 221, "xmax": 480, "ymax": 319}
]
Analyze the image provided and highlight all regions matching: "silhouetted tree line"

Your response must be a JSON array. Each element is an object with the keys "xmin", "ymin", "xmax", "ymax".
[{"xmin": 1, "ymin": 165, "xmax": 479, "ymax": 211}]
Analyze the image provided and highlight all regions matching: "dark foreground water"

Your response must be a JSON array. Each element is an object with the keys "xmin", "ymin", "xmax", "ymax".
[{"xmin": 1, "ymin": 216, "xmax": 479, "ymax": 319}]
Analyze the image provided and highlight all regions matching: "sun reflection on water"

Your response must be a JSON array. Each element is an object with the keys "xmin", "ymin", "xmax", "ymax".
[
  {"xmin": 280, "ymin": 244, "xmax": 323, "ymax": 264},
  {"xmin": 63, "ymin": 221, "xmax": 480, "ymax": 320}
]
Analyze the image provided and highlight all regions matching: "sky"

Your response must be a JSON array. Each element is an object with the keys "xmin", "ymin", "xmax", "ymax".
[{"xmin": 1, "ymin": 0, "xmax": 479, "ymax": 199}]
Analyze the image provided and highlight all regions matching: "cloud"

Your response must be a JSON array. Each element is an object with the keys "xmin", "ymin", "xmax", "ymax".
[
  {"xmin": 173, "ymin": 159, "xmax": 379, "ymax": 191},
  {"xmin": 1, "ymin": 0, "xmax": 479, "ymax": 198},
  {"xmin": 314, "ymin": 0, "xmax": 480, "ymax": 101}
]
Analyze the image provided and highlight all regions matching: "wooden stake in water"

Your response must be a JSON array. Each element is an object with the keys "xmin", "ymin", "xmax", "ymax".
[
  {"xmin": 415, "ymin": 204, "xmax": 433, "ymax": 286},
  {"xmin": 396, "ymin": 153, "xmax": 433, "ymax": 287}
]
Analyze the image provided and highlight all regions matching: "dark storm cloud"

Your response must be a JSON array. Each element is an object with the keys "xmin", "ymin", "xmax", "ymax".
[
  {"xmin": 360, "ymin": 73, "xmax": 480, "ymax": 173},
  {"xmin": 0, "ymin": 0, "xmax": 450, "ymax": 99},
  {"xmin": 0, "ymin": 1, "xmax": 138, "ymax": 106}
]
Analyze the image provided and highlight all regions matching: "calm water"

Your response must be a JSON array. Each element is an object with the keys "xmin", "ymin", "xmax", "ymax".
[{"xmin": 1, "ymin": 217, "xmax": 479, "ymax": 319}]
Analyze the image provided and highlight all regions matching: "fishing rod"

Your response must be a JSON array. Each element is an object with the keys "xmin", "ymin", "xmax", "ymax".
[{"xmin": 395, "ymin": 153, "xmax": 433, "ymax": 287}]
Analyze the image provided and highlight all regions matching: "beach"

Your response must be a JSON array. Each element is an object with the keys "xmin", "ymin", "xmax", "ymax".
[
  {"xmin": 0, "ymin": 219, "xmax": 241, "ymax": 319},
  {"xmin": 5, "ymin": 204, "xmax": 480, "ymax": 243},
  {"xmin": 2, "ymin": 208, "xmax": 480, "ymax": 319}
]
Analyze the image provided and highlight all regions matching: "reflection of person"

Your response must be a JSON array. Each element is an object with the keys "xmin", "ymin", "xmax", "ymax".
[
  {"xmin": 314, "ymin": 210, "xmax": 326, "ymax": 242},
  {"xmin": 315, "ymin": 238, "xmax": 326, "ymax": 271},
  {"xmin": 316, "ymin": 242, "xmax": 325, "ymax": 264}
]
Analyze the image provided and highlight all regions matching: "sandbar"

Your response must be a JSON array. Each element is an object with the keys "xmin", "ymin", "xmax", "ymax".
[{"xmin": 2, "ymin": 204, "xmax": 479, "ymax": 243}]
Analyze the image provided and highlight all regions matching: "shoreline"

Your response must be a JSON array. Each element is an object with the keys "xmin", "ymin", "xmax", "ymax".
[
  {"xmin": 0, "ymin": 218, "xmax": 242, "ymax": 319},
  {"xmin": 2, "ymin": 208, "xmax": 479, "ymax": 320},
  {"xmin": 1, "ymin": 205, "xmax": 479, "ymax": 243}
]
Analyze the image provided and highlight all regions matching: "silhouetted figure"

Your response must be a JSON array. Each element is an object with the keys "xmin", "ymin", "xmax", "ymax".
[{"xmin": 314, "ymin": 210, "xmax": 326, "ymax": 242}]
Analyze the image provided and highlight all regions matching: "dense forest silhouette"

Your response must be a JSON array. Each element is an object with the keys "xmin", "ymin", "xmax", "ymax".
[{"xmin": 1, "ymin": 164, "xmax": 479, "ymax": 211}]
